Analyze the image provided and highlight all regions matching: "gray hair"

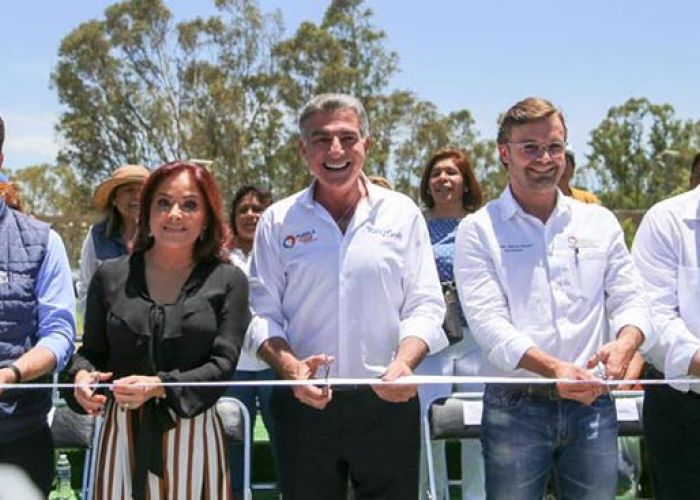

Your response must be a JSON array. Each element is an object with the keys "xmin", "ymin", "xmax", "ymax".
[{"xmin": 298, "ymin": 93, "xmax": 370, "ymax": 139}]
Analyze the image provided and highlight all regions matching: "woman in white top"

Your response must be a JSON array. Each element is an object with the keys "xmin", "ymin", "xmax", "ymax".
[{"xmin": 226, "ymin": 185, "xmax": 278, "ymax": 495}]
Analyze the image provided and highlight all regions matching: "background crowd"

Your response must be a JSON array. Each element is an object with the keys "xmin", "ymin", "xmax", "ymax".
[{"xmin": 2, "ymin": 88, "xmax": 700, "ymax": 500}]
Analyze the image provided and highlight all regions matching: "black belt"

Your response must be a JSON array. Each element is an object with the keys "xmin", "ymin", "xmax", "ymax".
[
  {"xmin": 329, "ymin": 384, "xmax": 368, "ymax": 393},
  {"xmin": 493, "ymin": 383, "xmax": 561, "ymax": 401},
  {"xmin": 645, "ymin": 365, "xmax": 700, "ymax": 400}
]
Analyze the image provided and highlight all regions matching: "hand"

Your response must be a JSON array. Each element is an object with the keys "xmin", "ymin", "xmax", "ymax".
[
  {"xmin": 372, "ymin": 359, "xmax": 417, "ymax": 403},
  {"xmin": 616, "ymin": 353, "xmax": 645, "ymax": 391},
  {"xmin": 111, "ymin": 375, "xmax": 163, "ymax": 411},
  {"xmin": 588, "ymin": 329, "xmax": 640, "ymax": 382},
  {"xmin": 74, "ymin": 370, "xmax": 112, "ymax": 416},
  {"xmin": 290, "ymin": 354, "xmax": 334, "ymax": 410},
  {"xmin": 554, "ymin": 362, "xmax": 605, "ymax": 406},
  {"xmin": 0, "ymin": 367, "xmax": 15, "ymax": 397}
]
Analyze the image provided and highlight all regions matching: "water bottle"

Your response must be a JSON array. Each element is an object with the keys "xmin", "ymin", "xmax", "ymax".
[{"xmin": 48, "ymin": 454, "xmax": 77, "ymax": 500}]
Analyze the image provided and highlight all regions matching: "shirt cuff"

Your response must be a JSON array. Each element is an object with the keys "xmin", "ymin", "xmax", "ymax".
[
  {"xmin": 399, "ymin": 317, "xmax": 448, "ymax": 355},
  {"xmin": 611, "ymin": 312, "xmax": 654, "ymax": 354},
  {"xmin": 35, "ymin": 335, "xmax": 74, "ymax": 372},
  {"xmin": 249, "ymin": 316, "xmax": 287, "ymax": 355},
  {"xmin": 489, "ymin": 336, "xmax": 537, "ymax": 372}
]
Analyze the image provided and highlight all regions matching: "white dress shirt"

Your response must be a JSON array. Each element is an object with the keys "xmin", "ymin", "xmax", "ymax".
[
  {"xmin": 632, "ymin": 186, "xmax": 700, "ymax": 393},
  {"xmin": 230, "ymin": 248, "xmax": 270, "ymax": 372},
  {"xmin": 248, "ymin": 179, "xmax": 447, "ymax": 378},
  {"xmin": 454, "ymin": 187, "xmax": 653, "ymax": 378}
]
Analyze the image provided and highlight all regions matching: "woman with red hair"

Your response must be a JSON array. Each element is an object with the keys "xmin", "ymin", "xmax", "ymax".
[{"xmin": 68, "ymin": 161, "xmax": 249, "ymax": 499}]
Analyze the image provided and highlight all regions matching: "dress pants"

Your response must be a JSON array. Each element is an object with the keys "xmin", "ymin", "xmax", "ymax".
[{"xmin": 271, "ymin": 385, "xmax": 419, "ymax": 500}]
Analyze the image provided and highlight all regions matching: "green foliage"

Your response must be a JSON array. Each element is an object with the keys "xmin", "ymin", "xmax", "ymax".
[
  {"xmin": 10, "ymin": 163, "xmax": 91, "ymax": 216},
  {"xmin": 587, "ymin": 97, "xmax": 700, "ymax": 209},
  {"xmin": 50, "ymin": 0, "xmax": 500, "ymax": 209},
  {"xmin": 621, "ymin": 216, "xmax": 639, "ymax": 250}
]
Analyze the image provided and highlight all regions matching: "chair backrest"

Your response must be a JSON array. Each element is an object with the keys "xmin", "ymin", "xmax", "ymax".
[
  {"xmin": 429, "ymin": 397, "xmax": 482, "ymax": 440},
  {"xmin": 50, "ymin": 403, "xmax": 95, "ymax": 449},
  {"xmin": 428, "ymin": 392, "xmax": 645, "ymax": 440},
  {"xmin": 215, "ymin": 397, "xmax": 246, "ymax": 443}
]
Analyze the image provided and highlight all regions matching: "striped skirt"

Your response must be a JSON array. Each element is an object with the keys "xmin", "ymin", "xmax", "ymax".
[{"xmin": 92, "ymin": 401, "xmax": 231, "ymax": 499}]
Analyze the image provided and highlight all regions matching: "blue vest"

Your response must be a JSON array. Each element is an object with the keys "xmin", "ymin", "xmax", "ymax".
[
  {"xmin": 0, "ymin": 199, "xmax": 52, "ymax": 440},
  {"xmin": 91, "ymin": 218, "xmax": 127, "ymax": 261}
]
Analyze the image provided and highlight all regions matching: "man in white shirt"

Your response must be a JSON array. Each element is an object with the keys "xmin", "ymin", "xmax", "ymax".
[
  {"xmin": 248, "ymin": 93, "xmax": 446, "ymax": 499},
  {"xmin": 454, "ymin": 97, "xmax": 653, "ymax": 499},
  {"xmin": 632, "ymin": 185, "xmax": 700, "ymax": 498}
]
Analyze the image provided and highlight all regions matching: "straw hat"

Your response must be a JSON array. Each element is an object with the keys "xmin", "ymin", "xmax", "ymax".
[{"xmin": 94, "ymin": 164, "xmax": 150, "ymax": 211}]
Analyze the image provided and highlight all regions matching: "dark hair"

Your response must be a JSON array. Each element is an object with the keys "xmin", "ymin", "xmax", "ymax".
[
  {"xmin": 228, "ymin": 185, "xmax": 273, "ymax": 236},
  {"xmin": 0, "ymin": 114, "xmax": 5, "ymax": 154},
  {"xmin": 132, "ymin": 161, "xmax": 228, "ymax": 262},
  {"xmin": 691, "ymin": 153, "xmax": 700, "ymax": 173},
  {"xmin": 420, "ymin": 149, "xmax": 483, "ymax": 212},
  {"xmin": 497, "ymin": 97, "xmax": 567, "ymax": 145}
]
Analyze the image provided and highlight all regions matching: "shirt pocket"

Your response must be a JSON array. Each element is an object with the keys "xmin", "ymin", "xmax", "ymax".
[
  {"xmin": 678, "ymin": 266, "xmax": 700, "ymax": 329},
  {"xmin": 571, "ymin": 248, "xmax": 607, "ymax": 300}
]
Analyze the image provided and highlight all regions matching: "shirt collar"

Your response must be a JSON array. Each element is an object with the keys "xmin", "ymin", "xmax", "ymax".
[
  {"xmin": 301, "ymin": 174, "xmax": 377, "ymax": 210},
  {"xmin": 681, "ymin": 185, "xmax": 700, "ymax": 220},
  {"xmin": 498, "ymin": 185, "xmax": 572, "ymax": 222}
]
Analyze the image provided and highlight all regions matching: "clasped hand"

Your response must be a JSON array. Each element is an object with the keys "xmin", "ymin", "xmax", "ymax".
[{"xmin": 74, "ymin": 371, "xmax": 163, "ymax": 415}]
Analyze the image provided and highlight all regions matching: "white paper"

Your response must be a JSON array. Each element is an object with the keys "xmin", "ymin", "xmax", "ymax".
[
  {"xmin": 615, "ymin": 398, "xmax": 640, "ymax": 422},
  {"xmin": 461, "ymin": 400, "xmax": 483, "ymax": 426}
]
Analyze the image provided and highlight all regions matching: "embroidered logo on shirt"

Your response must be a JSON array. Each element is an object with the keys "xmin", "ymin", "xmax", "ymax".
[
  {"xmin": 282, "ymin": 235, "xmax": 296, "ymax": 249},
  {"xmin": 282, "ymin": 229, "xmax": 318, "ymax": 249}
]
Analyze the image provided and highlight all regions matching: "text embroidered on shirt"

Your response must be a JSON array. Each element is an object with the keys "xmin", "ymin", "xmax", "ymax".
[
  {"xmin": 0, "ymin": 271, "xmax": 33, "ymax": 285},
  {"xmin": 499, "ymin": 243, "xmax": 534, "ymax": 253},
  {"xmin": 365, "ymin": 225, "xmax": 402, "ymax": 240}
]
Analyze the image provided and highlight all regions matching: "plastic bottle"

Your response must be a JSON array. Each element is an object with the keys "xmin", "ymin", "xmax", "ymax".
[{"xmin": 48, "ymin": 454, "xmax": 77, "ymax": 500}]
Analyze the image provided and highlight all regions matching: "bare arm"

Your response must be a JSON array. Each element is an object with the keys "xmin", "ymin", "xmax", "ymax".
[{"xmin": 0, "ymin": 346, "xmax": 57, "ymax": 396}]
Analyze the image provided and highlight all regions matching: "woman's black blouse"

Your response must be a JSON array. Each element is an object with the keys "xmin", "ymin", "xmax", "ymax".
[{"xmin": 69, "ymin": 252, "xmax": 250, "ymax": 417}]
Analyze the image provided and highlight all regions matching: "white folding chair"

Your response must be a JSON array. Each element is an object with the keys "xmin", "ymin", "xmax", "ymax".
[
  {"xmin": 216, "ymin": 396, "xmax": 252, "ymax": 500},
  {"xmin": 424, "ymin": 390, "xmax": 645, "ymax": 499}
]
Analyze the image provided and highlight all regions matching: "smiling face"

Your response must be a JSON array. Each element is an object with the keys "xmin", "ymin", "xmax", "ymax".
[
  {"xmin": 112, "ymin": 182, "xmax": 143, "ymax": 222},
  {"xmin": 299, "ymin": 107, "xmax": 371, "ymax": 199},
  {"xmin": 498, "ymin": 114, "xmax": 567, "ymax": 201},
  {"xmin": 233, "ymin": 193, "xmax": 268, "ymax": 245},
  {"xmin": 428, "ymin": 157, "xmax": 465, "ymax": 209},
  {"xmin": 149, "ymin": 170, "xmax": 206, "ymax": 252}
]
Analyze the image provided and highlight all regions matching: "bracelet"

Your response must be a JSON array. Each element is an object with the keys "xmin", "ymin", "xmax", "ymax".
[{"xmin": 8, "ymin": 364, "xmax": 22, "ymax": 383}]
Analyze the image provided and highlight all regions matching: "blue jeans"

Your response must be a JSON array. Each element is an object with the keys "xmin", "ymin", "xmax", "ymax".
[
  {"xmin": 225, "ymin": 368, "xmax": 278, "ymax": 494},
  {"xmin": 482, "ymin": 384, "xmax": 618, "ymax": 500}
]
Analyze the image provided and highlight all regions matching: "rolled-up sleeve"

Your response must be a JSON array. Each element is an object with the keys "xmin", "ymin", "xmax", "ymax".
[
  {"xmin": 454, "ymin": 216, "xmax": 535, "ymax": 371},
  {"xmin": 399, "ymin": 215, "xmax": 447, "ymax": 354},
  {"xmin": 248, "ymin": 213, "xmax": 288, "ymax": 353},
  {"xmin": 35, "ymin": 230, "xmax": 76, "ymax": 371}
]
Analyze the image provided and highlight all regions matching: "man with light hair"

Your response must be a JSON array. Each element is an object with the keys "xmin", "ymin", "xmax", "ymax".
[
  {"xmin": 248, "ymin": 93, "xmax": 446, "ymax": 499},
  {"xmin": 454, "ymin": 97, "xmax": 654, "ymax": 499}
]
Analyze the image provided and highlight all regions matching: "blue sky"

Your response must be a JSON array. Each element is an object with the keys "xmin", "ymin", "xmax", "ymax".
[{"xmin": 2, "ymin": 0, "xmax": 699, "ymax": 173}]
